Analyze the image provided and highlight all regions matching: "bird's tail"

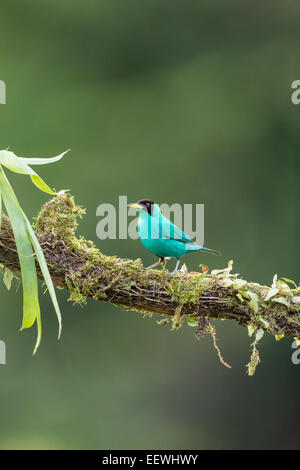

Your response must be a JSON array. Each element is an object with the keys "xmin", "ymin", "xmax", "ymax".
[
  {"xmin": 185, "ymin": 244, "xmax": 221, "ymax": 255},
  {"xmin": 199, "ymin": 246, "xmax": 221, "ymax": 255}
]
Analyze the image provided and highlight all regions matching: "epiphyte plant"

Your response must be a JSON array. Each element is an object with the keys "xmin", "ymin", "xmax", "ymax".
[{"xmin": 0, "ymin": 148, "xmax": 69, "ymax": 353}]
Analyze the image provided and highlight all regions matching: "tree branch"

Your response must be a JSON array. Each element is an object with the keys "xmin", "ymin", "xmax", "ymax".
[{"xmin": 0, "ymin": 193, "xmax": 299, "ymax": 340}]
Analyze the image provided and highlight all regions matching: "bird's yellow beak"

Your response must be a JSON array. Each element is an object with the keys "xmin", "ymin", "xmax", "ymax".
[{"xmin": 128, "ymin": 203, "xmax": 143, "ymax": 210}]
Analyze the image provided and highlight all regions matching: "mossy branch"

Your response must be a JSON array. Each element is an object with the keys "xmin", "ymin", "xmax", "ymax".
[{"xmin": 0, "ymin": 193, "xmax": 299, "ymax": 344}]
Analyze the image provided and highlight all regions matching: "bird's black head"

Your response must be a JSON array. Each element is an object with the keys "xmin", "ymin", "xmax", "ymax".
[{"xmin": 137, "ymin": 199, "xmax": 155, "ymax": 216}]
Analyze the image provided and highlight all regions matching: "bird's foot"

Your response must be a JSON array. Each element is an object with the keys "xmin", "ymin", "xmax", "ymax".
[
  {"xmin": 166, "ymin": 270, "xmax": 179, "ymax": 279},
  {"xmin": 142, "ymin": 258, "xmax": 164, "ymax": 271},
  {"xmin": 166, "ymin": 259, "xmax": 181, "ymax": 278}
]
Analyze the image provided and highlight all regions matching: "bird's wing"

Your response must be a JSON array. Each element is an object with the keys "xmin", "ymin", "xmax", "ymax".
[{"xmin": 159, "ymin": 213, "xmax": 193, "ymax": 243}]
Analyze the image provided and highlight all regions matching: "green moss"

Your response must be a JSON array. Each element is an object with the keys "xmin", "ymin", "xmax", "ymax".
[
  {"xmin": 171, "ymin": 304, "xmax": 183, "ymax": 330},
  {"xmin": 247, "ymin": 346, "xmax": 260, "ymax": 376},
  {"xmin": 167, "ymin": 273, "xmax": 214, "ymax": 305},
  {"xmin": 34, "ymin": 192, "xmax": 86, "ymax": 250},
  {"xmin": 65, "ymin": 275, "xmax": 87, "ymax": 305}
]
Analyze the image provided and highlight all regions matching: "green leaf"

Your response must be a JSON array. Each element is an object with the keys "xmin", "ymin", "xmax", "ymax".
[
  {"xmin": 0, "ymin": 149, "xmax": 67, "ymax": 353},
  {"xmin": 255, "ymin": 328, "xmax": 264, "ymax": 342},
  {"xmin": 277, "ymin": 280, "xmax": 291, "ymax": 293},
  {"xmin": 236, "ymin": 293, "xmax": 245, "ymax": 303},
  {"xmin": 0, "ymin": 149, "xmax": 68, "ymax": 195},
  {"xmin": 293, "ymin": 337, "xmax": 300, "ymax": 347},
  {"xmin": 275, "ymin": 334, "xmax": 284, "ymax": 341},
  {"xmin": 34, "ymin": 304, "xmax": 42, "ymax": 355},
  {"xmin": 264, "ymin": 287, "xmax": 279, "ymax": 302},
  {"xmin": 0, "ymin": 167, "xmax": 40, "ymax": 331},
  {"xmin": 22, "ymin": 211, "xmax": 62, "ymax": 339},
  {"xmin": 187, "ymin": 316, "xmax": 199, "ymax": 327},
  {"xmin": 272, "ymin": 296, "xmax": 290, "ymax": 308},
  {"xmin": 222, "ymin": 277, "xmax": 233, "ymax": 287},
  {"xmin": 18, "ymin": 150, "xmax": 69, "ymax": 166},
  {"xmin": 271, "ymin": 274, "xmax": 278, "ymax": 289},
  {"xmin": 211, "ymin": 259, "xmax": 233, "ymax": 276},
  {"xmin": 0, "ymin": 189, "xmax": 2, "ymax": 229},
  {"xmin": 246, "ymin": 291, "xmax": 259, "ymax": 313},
  {"xmin": 0, "ymin": 150, "xmax": 35, "ymax": 174},
  {"xmin": 233, "ymin": 279, "xmax": 247, "ymax": 290},
  {"xmin": 248, "ymin": 324, "xmax": 257, "ymax": 337},
  {"xmin": 240, "ymin": 290, "xmax": 251, "ymax": 300},
  {"xmin": 281, "ymin": 278, "xmax": 297, "ymax": 289},
  {"xmin": 258, "ymin": 316, "xmax": 269, "ymax": 328},
  {"xmin": 30, "ymin": 174, "xmax": 55, "ymax": 195},
  {"xmin": 3, "ymin": 267, "xmax": 14, "ymax": 290}
]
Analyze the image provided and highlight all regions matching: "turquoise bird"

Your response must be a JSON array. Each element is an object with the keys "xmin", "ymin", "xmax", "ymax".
[{"xmin": 128, "ymin": 199, "xmax": 220, "ymax": 278}]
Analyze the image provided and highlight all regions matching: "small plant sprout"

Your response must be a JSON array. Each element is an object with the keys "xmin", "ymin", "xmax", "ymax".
[{"xmin": 0, "ymin": 148, "xmax": 69, "ymax": 353}]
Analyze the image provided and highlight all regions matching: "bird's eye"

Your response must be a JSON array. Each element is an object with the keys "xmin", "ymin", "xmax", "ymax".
[{"xmin": 146, "ymin": 203, "xmax": 149, "ymax": 207}]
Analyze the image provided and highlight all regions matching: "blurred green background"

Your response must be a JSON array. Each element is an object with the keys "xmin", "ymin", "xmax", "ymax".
[{"xmin": 0, "ymin": 0, "xmax": 299, "ymax": 450}]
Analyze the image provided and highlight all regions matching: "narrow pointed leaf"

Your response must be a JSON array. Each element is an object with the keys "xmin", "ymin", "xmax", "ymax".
[
  {"xmin": 33, "ymin": 308, "xmax": 42, "ymax": 355},
  {"xmin": 0, "ymin": 149, "xmax": 69, "ymax": 195},
  {"xmin": 23, "ymin": 211, "xmax": 62, "ymax": 339},
  {"xmin": 0, "ymin": 150, "xmax": 35, "ymax": 175},
  {"xmin": 30, "ymin": 175, "xmax": 55, "ymax": 195},
  {"xmin": 19, "ymin": 150, "xmax": 69, "ymax": 165},
  {"xmin": 0, "ymin": 167, "xmax": 40, "ymax": 330},
  {"xmin": 281, "ymin": 278, "xmax": 297, "ymax": 289}
]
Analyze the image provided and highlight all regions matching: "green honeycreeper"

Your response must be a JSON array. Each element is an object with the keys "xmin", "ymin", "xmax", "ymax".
[{"xmin": 128, "ymin": 199, "xmax": 220, "ymax": 278}]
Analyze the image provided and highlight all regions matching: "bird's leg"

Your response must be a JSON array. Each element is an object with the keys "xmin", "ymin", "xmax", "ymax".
[
  {"xmin": 143, "ymin": 257, "xmax": 164, "ymax": 270},
  {"xmin": 167, "ymin": 258, "xmax": 181, "ymax": 278}
]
